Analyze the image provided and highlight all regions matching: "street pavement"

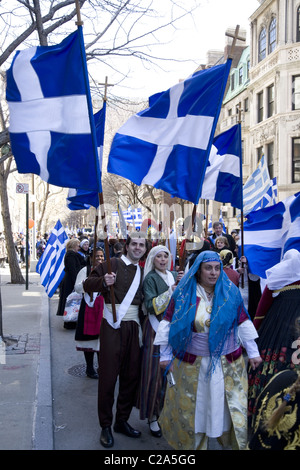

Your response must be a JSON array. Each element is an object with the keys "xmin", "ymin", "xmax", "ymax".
[
  {"xmin": 0, "ymin": 264, "xmax": 175, "ymax": 452},
  {"xmin": 0, "ymin": 263, "xmax": 238, "ymax": 454}
]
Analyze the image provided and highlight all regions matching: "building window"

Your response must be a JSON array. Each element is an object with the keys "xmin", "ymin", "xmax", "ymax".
[
  {"xmin": 239, "ymin": 67, "xmax": 243, "ymax": 85},
  {"xmin": 231, "ymin": 74, "xmax": 235, "ymax": 91},
  {"xmin": 228, "ymin": 108, "xmax": 232, "ymax": 116},
  {"xmin": 267, "ymin": 142, "xmax": 274, "ymax": 179},
  {"xmin": 258, "ymin": 91, "xmax": 264, "ymax": 122},
  {"xmin": 269, "ymin": 18, "xmax": 276, "ymax": 53},
  {"xmin": 257, "ymin": 147, "xmax": 264, "ymax": 165},
  {"xmin": 258, "ymin": 28, "xmax": 266, "ymax": 62},
  {"xmin": 292, "ymin": 75, "xmax": 300, "ymax": 110},
  {"xmin": 297, "ymin": 6, "xmax": 300, "ymax": 42},
  {"xmin": 244, "ymin": 97, "xmax": 249, "ymax": 112},
  {"xmin": 292, "ymin": 137, "xmax": 300, "ymax": 182},
  {"xmin": 247, "ymin": 59, "xmax": 250, "ymax": 79},
  {"xmin": 267, "ymin": 84, "xmax": 275, "ymax": 117}
]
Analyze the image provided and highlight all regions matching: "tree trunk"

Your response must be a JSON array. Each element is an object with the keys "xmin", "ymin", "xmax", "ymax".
[{"xmin": 0, "ymin": 157, "xmax": 25, "ymax": 284}]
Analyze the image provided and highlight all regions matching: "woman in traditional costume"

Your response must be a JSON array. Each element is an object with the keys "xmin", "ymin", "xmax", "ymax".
[
  {"xmin": 248, "ymin": 249, "xmax": 300, "ymax": 417},
  {"xmin": 138, "ymin": 245, "xmax": 183, "ymax": 437},
  {"xmin": 74, "ymin": 248, "xmax": 104, "ymax": 379},
  {"xmin": 154, "ymin": 250, "xmax": 262, "ymax": 450}
]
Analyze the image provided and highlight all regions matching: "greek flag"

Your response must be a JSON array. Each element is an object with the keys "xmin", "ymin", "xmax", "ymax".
[
  {"xmin": 219, "ymin": 209, "xmax": 227, "ymax": 233},
  {"xmin": 66, "ymin": 104, "xmax": 106, "ymax": 210},
  {"xmin": 36, "ymin": 220, "xmax": 68, "ymax": 297},
  {"xmin": 243, "ymin": 155, "xmax": 272, "ymax": 216},
  {"xmin": 107, "ymin": 61, "xmax": 232, "ymax": 204},
  {"xmin": 67, "ymin": 189, "xmax": 99, "ymax": 211},
  {"xmin": 250, "ymin": 177, "xmax": 277, "ymax": 212},
  {"xmin": 124, "ymin": 206, "xmax": 142, "ymax": 229},
  {"xmin": 201, "ymin": 124, "xmax": 242, "ymax": 208},
  {"xmin": 243, "ymin": 192, "xmax": 300, "ymax": 278},
  {"xmin": 117, "ymin": 204, "xmax": 128, "ymax": 238},
  {"xmin": 6, "ymin": 30, "xmax": 99, "ymax": 191}
]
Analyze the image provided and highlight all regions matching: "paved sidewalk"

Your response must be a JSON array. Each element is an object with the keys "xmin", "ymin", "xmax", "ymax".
[
  {"xmin": 0, "ymin": 264, "xmax": 227, "ymax": 452},
  {"xmin": 0, "ymin": 266, "xmax": 52, "ymax": 450},
  {"xmin": 0, "ymin": 265, "xmax": 173, "ymax": 451}
]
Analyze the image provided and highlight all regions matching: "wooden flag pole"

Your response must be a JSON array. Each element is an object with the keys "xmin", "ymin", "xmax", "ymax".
[
  {"xmin": 74, "ymin": 1, "xmax": 117, "ymax": 322},
  {"xmin": 205, "ymin": 200, "xmax": 209, "ymax": 238},
  {"xmin": 225, "ymin": 26, "xmax": 246, "ymax": 287},
  {"xmin": 97, "ymin": 81, "xmax": 117, "ymax": 323},
  {"xmin": 237, "ymin": 104, "xmax": 245, "ymax": 288}
]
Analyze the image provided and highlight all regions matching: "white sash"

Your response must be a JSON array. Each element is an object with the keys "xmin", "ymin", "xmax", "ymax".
[
  {"xmin": 149, "ymin": 313, "xmax": 160, "ymax": 332},
  {"xmin": 103, "ymin": 264, "xmax": 141, "ymax": 329},
  {"xmin": 84, "ymin": 292, "xmax": 97, "ymax": 307}
]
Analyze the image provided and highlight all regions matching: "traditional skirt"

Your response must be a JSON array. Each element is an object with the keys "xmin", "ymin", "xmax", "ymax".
[
  {"xmin": 159, "ymin": 354, "xmax": 248, "ymax": 450},
  {"xmin": 248, "ymin": 289, "xmax": 300, "ymax": 416},
  {"xmin": 248, "ymin": 369, "xmax": 300, "ymax": 450},
  {"xmin": 137, "ymin": 317, "xmax": 166, "ymax": 420}
]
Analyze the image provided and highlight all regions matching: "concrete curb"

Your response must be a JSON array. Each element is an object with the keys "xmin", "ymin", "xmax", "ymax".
[{"xmin": 32, "ymin": 294, "xmax": 54, "ymax": 450}]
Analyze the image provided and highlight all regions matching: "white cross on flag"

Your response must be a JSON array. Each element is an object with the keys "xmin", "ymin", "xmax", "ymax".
[{"xmin": 107, "ymin": 61, "xmax": 232, "ymax": 204}]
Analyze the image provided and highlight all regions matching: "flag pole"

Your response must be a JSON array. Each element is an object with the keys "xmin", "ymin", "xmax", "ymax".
[
  {"xmin": 75, "ymin": 2, "xmax": 117, "ymax": 323},
  {"xmin": 237, "ymin": 110, "xmax": 245, "ymax": 288}
]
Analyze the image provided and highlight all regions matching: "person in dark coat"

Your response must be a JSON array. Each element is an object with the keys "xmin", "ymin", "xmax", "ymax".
[
  {"xmin": 56, "ymin": 238, "xmax": 87, "ymax": 329},
  {"xmin": 209, "ymin": 221, "xmax": 236, "ymax": 254},
  {"xmin": 75, "ymin": 248, "xmax": 105, "ymax": 378}
]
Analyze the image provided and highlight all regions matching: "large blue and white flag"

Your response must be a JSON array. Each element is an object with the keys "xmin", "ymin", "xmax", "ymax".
[
  {"xmin": 6, "ymin": 30, "xmax": 99, "ymax": 191},
  {"xmin": 249, "ymin": 177, "xmax": 277, "ymax": 213},
  {"xmin": 36, "ymin": 220, "xmax": 68, "ymax": 297},
  {"xmin": 200, "ymin": 124, "xmax": 242, "ymax": 209},
  {"xmin": 66, "ymin": 105, "xmax": 106, "ymax": 210},
  {"xmin": 67, "ymin": 188, "xmax": 99, "ymax": 211},
  {"xmin": 243, "ymin": 155, "xmax": 272, "ymax": 216},
  {"xmin": 107, "ymin": 61, "xmax": 232, "ymax": 204},
  {"xmin": 243, "ymin": 192, "xmax": 300, "ymax": 278}
]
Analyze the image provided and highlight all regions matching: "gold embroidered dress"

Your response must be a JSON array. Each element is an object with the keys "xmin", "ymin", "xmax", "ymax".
[{"xmin": 154, "ymin": 284, "xmax": 258, "ymax": 450}]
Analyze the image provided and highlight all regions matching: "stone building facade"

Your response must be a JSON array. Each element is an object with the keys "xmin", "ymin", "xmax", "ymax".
[{"xmin": 218, "ymin": 0, "xmax": 300, "ymax": 229}]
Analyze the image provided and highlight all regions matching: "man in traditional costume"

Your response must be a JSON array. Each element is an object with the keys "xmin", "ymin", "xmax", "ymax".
[
  {"xmin": 154, "ymin": 250, "xmax": 262, "ymax": 450},
  {"xmin": 83, "ymin": 236, "xmax": 148, "ymax": 448}
]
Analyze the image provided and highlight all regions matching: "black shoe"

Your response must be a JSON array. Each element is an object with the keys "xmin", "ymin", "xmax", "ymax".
[
  {"xmin": 86, "ymin": 370, "xmax": 99, "ymax": 379},
  {"xmin": 113, "ymin": 421, "xmax": 141, "ymax": 438},
  {"xmin": 100, "ymin": 427, "xmax": 114, "ymax": 448},
  {"xmin": 148, "ymin": 420, "xmax": 162, "ymax": 438}
]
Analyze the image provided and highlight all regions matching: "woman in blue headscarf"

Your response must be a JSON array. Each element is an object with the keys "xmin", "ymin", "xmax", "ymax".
[{"xmin": 154, "ymin": 251, "xmax": 262, "ymax": 450}]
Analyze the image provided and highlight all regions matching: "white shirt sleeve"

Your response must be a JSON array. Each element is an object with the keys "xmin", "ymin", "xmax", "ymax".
[
  {"xmin": 238, "ymin": 319, "xmax": 260, "ymax": 358},
  {"xmin": 153, "ymin": 319, "xmax": 173, "ymax": 362},
  {"xmin": 74, "ymin": 268, "xmax": 87, "ymax": 294}
]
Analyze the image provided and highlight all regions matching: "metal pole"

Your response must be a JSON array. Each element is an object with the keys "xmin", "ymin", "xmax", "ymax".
[{"xmin": 26, "ymin": 193, "xmax": 29, "ymax": 290}]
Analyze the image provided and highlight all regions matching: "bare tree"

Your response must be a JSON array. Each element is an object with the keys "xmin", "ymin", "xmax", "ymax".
[{"xmin": 0, "ymin": 0, "xmax": 200, "ymax": 282}]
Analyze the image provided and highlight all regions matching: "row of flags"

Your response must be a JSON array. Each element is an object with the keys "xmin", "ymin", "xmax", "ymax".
[{"xmin": 5, "ymin": 28, "xmax": 300, "ymax": 295}]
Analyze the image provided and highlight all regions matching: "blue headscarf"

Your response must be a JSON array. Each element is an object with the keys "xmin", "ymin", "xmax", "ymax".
[{"xmin": 168, "ymin": 250, "xmax": 248, "ymax": 371}]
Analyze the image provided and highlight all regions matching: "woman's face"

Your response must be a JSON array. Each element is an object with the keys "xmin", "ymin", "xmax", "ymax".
[
  {"xmin": 153, "ymin": 251, "xmax": 169, "ymax": 273},
  {"xmin": 198, "ymin": 261, "xmax": 221, "ymax": 290},
  {"xmin": 94, "ymin": 250, "xmax": 104, "ymax": 266},
  {"xmin": 81, "ymin": 241, "xmax": 89, "ymax": 252},
  {"xmin": 74, "ymin": 241, "xmax": 80, "ymax": 252}
]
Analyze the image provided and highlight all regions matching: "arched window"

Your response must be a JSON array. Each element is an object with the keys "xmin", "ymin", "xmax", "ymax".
[
  {"xmin": 297, "ymin": 6, "xmax": 300, "ymax": 42},
  {"xmin": 269, "ymin": 17, "xmax": 276, "ymax": 53},
  {"xmin": 258, "ymin": 28, "xmax": 266, "ymax": 62}
]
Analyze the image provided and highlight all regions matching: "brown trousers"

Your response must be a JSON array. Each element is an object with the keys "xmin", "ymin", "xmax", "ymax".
[{"xmin": 98, "ymin": 318, "xmax": 141, "ymax": 428}]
